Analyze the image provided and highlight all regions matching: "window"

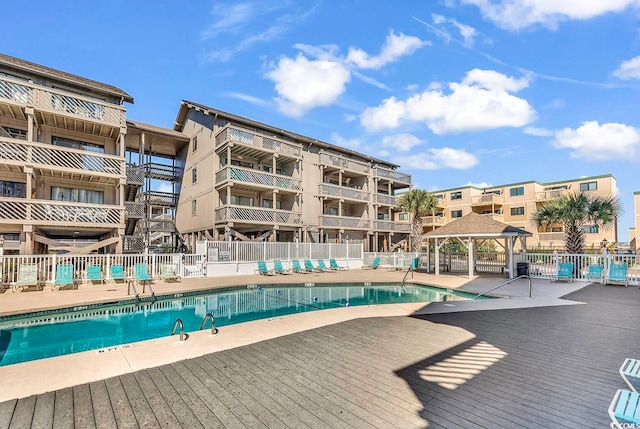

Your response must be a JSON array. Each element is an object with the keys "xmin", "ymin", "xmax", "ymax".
[
  {"xmin": 510, "ymin": 186, "xmax": 524, "ymax": 196},
  {"xmin": 231, "ymin": 159, "xmax": 254, "ymax": 169},
  {"xmin": 262, "ymin": 199, "xmax": 281, "ymax": 209},
  {"xmin": 51, "ymin": 187, "xmax": 104, "ymax": 204},
  {"xmin": 435, "ymin": 194, "xmax": 444, "ymax": 200},
  {"xmin": 579, "ymin": 181, "xmax": 598, "ymax": 191},
  {"xmin": 399, "ymin": 213, "xmax": 409, "ymax": 221},
  {"xmin": 191, "ymin": 199, "xmax": 197, "ymax": 215},
  {"xmin": 230, "ymin": 195, "xmax": 254, "ymax": 206},
  {"xmin": 192, "ymin": 137, "xmax": 198, "ymax": 152},
  {"xmin": 192, "ymin": 167, "xmax": 197, "ymax": 184},
  {"xmin": 0, "ymin": 126, "xmax": 27, "ymax": 140},
  {"xmin": 584, "ymin": 225, "xmax": 599, "ymax": 234},
  {"xmin": 450, "ymin": 191, "xmax": 462, "ymax": 200},
  {"xmin": 0, "ymin": 181, "xmax": 26, "ymax": 198},
  {"xmin": 52, "ymin": 136, "xmax": 104, "ymax": 153},
  {"xmin": 451, "ymin": 210, "xmax": 462, "ymax": 218},
  {"xmin": 510, "ymin": 207, "xmax": 525, "ymax": 216}
]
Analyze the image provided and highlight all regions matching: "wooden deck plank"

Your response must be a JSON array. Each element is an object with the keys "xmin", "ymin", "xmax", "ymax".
[
  {"xmin": 118, "ymin": 373, "xmax": 160, "ymax": 429},
  {"xmin": 52, "ymin": 388, "xmax": 73, "ymax": 429},
  {"xmin": 72, "ymin": 384, "xmax": 96, "ymax": 429},
  {"xmin": 31, "ymin": 392, "xmax": 55, "ymax": 429},
  {"xmin": 7, "ymin": 395, "xmax": 35, "ymax": 429},
  {"xmin": 132, "ymin": 371, "xmax": 182, "ymax": 429},
  {"xmin": 0, "ymin": 400, "xmax": 16, "ymax": 429},
  {"xmin": 88, "ymin": 381, "xmax": 117, "ymax": 429},
  {"xmin": 144, "ymin": 367, "xmax": 203, "ymax": 429},
  {"xmin": 103, "ymin": 377, "xmax": 137, "ymax": 429}
]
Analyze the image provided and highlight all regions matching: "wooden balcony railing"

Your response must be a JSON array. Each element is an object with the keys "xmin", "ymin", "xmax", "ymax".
[
  {"xmin": 374, "ymin": 193, "xmax": 400, "ymax": 206},
  {"xmin": 422, "ymin": 216, "xmax": 446, "ymax": 227},
  {"xmin": 216, "ymin": 166, "xmax": 301, "ymax": 191},
  {"xmin": 0, "ymin": 75, "xmax": 126, "ymax": 127},
  {"xmin": 126, "ymin": 164, "xmax": 144, "ymax": 185},
  {"xmin": 146, "ymin": 218, "xmax": 175, "ymax": 232},
  {"xmin": 0, "ymin": 198, "xmax": 124, "ymax": 226},
  {"xmin": 481, "ymin": 213, "xmax": 504, "ymax": 222},
  {"xmin": 215, "ymin": 205, "xmax": 302, "ymax": 225},
  {"xmin": 318, "ymin": 151, "xmax": 369, "ymax": 175},
  {"xmin": 215, "ymin": 126, "xmax": 302, "ymax": 158},
  {"xmin": 374, "ymin": 166, "xmax": 411, "ymax": 184},
  {"xmin": 125, "ymin": 202, "xmax": 144, "ymax": 218},
  {"xmin": 144, "ymin": 191, "xmax": 178, "ymax": 206},
  {"xmin": 374, "ymin": 220, "xmax": 411, "ymax": 232},
  {"xmin": 0, "ymin": 137, "xmax": 124, "ymax": 176},
  {"xmin": 318, "ymin": 183, "xmax": 369, "ymax": 202},
  {"xmin": 471, "ymin": 194, "xmax": 504, "ymax": 206},
  {"xmin": 318, "ymin": 215, "xmax": 370, "ymax": 230},
  {"xmin": 536, "ymin": 189, "xmax": 569, "ymax": 201},
  {"xmin": 144, "ymin": 163, "xmax": 181, "ymax": 180}
]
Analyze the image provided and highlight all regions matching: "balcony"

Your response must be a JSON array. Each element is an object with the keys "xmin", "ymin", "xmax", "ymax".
[
  {"xmin": 215, "ymin": 205, "xmax": 302, "ymax": 226},
  {"xmin": 146, "ymin": 218, "xmax": 175, "ymax": 232},
  {"xmin": 216, "ymin": 166, "xmax": 301, "ymax": 192},
  {"xmin": 215, "ymin": 126, "xmax": 302, "ymax": 159},
  {"xmin": 471, "ymin": 194, "xmax": 504, "ymax": 206},
  {"xmin": 144, "ymin": 191, "xmax": 178, "ymax": 206},
  {"xmin": 374, "ymin": 220, "xmax": 411, "ymax": 233},
  {"xmin": 0, "ymin": 75, "xmax": 126, "ymax": 134},
  {"xmin": 318, "ymin": 151, "xmax": 369, "ymax": 175},
  {"xmin": 125, "ymin": 202, "xmax": 144, "ymax": 219},
  {"xmin": 374, "ymin": 193, "xmax": 400, "ymax": 206},
  {"xmin": 318, "ymin": 183, "xmax": 369, "ymax": 202},
  {"xmin": 422, "ymin": 216, "xmax": 446, "ymax": 227},
  {"xmin": 318, "ymin": 215, "xmax": 370, "ymax": 230},
  {"xmin": 144, "ymin": 163, "xmax": 180, "ymax": 181},
  {"xmin": 374, "ymin": 166, "xmax": 411, "ymax": 185},
  {"xmin": 0, "ymin": 198, "xmax": 123, "ymax": 227},
  {"xmin": 536, "ymin": 189, "xmax": 569, "ymax": 201},
  {"xmin": 0, "ymin": 137, "xmax": 124, "ymax": 184},
  {"xmin": 126, "ymin": 164, "xmax": 144, "ymax": 185},
  {"xmin": 481, "ymin": 213, "xmax": 504, "ymax": 222},
  {"xmin": 538, "ymin": 232, "xmax": 565, "ymax": 242}
]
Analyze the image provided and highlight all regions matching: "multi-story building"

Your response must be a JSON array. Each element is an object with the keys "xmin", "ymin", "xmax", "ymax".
[
  {"xmin": 0, "ymin": 53, "xmax": 132, "ymax": 254},
  {"xmin": 425, "ymin": 174, "xmax": 618, "ymax": 250},
  {"xmin": 173, "ymin": 101, "xmax": 412, "ymax": 252}
]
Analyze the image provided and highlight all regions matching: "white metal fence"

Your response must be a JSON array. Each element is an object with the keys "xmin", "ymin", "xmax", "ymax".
[{"xmin": 202, "ymin": 241, "xmax": 364, "ymax": 263}]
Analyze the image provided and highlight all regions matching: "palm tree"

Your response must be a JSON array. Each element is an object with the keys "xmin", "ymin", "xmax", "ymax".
[
  {"xmin": 397, "ymin": 189, "xmax": 439, "ymax": 252},
  {"xmin": 533, "ymin": 192, "xmax": 621, "ymax": 254}
]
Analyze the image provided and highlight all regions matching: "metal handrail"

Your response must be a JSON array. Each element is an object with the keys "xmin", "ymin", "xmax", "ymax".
[
  {"xmin": 127, "ymin": 279, "xmax": 139, "ymax": 302},
  {"xmin": 200, "ymin": 312, "xmax": 218, "ymax": 336},
  {"xmin": 171, "ymin": 319, "xmax": 185, "ymax": 342},
  {"xmin": 474, "ymin": 275, "xmax": 532, "ymax": 300},
  {"xmin": 400, "ymin": 266, "xmax": 413, "ymax": 287}
]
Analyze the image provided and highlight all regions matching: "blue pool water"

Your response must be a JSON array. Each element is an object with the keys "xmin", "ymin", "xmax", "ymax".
[{"xmin": 0, "ymin": 283, "xmax": 482, "ymax": 366}]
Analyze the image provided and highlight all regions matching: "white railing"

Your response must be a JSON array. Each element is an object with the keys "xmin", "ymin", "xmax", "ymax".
[
  {"xmin": 374, "ymin": 193, "xmax": 400, "ymax": 206},
  {"xmin": 536, "ymin": 189, "xmax": 569, "ymax": 201},
  {"xmin": 318, "ymin": 183, "xmax": 370, "ymax": 202},
  {"xmin": 215, "ymin": 126, "xmax": 302, "ymax": 158},
  {"xmin": 0, "ymin": 75, "xmax": 126, "ymax": 127},
  {"xmin": 0, "ymin": 137, "xmax": 124, "ymax": 176},
  {"xmin": 374, "ymin": 220, "xmax": 411, "ymax": 232},
  {"xmin": 363, "ymin": 251, "xmax": 421, "ymax": 269},
  {"xmin": 215, "ymin": 205, "xmax": 302, "ymax": 225},
  {"xmin": 373, "ymin": 166, "xmax": 411, "ymax": 184},
  {"xmin": 318, "ymin": 151, "xmax": 370, "ymax": 174},
  {"xmin": 471, "ymin": 194, "xmax": 504, "ymax": 205},
  {"xmin": 203, "ymin": 241, "xmax": 363, "ymax": 262},
  {"xmin": 318, "ymin": 215, "xmax": 370, "ymax": 229},
  {"xmin": 0, "ymin": 198, "xmax": 123, "ymax": 225},
  {"xmin": 216, "ymin": 166, "xmax": 301, "ymax": 191}
]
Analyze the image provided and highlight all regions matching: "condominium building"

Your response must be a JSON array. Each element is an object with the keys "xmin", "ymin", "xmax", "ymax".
[
  {"xmin": 424, "ymin": 174, "xmax": 618, "ymax": 250},
  {"xmin": 173, "ymin": 101, "xmax": 412, "ymax": 252}
]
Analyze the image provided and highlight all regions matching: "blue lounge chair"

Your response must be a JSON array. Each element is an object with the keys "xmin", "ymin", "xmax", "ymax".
[
  {"xmin": 110, "ymin": 264, "xmax": 126, "ymax": 283},
  {"xmin": 12, "ymin": 263, "xmax": 43, "ymax": 292},
  {"xmin": 363, "ymin": 256, "xmax": 380, "ymax": 270},
  {"xmin": 609, "ymin": 389, "xmax": 640, "ymax": 428},
  {"xmin": 552, "ymin": 263, "xmax": 574, "ymax": 282},
  {"xmin": 606, "ymin": 263, "xmax": 629, "ymax": 287},
  {"xmin": 585, "ymin": 264, "xmax": 604, "ymax": 284},
  {"xmin": 273, "ymin": 260, "xmax": 293, "ymax": 275},
  {"xmin": 53, "ymin": 264, "xmax": 78, "ymax": 290},
  {"xmin": 329, "ymin": 258, "xmax": 348, "ymax": 271},
  {"xmin": 134, "ymin": 263, "xmax": 153, "ymax": 286},
  {"xmin": 411, "ymin": 257, "xmax": 420, "ymax": 271},
  {"xmin": 316, "ymin": 260, "xmax": 334, "ymax": 272},
  {"xmin": 86, "ymin": 265, "xmax": 104, "ymax": 285},
  {"xmin": 255, "ymin": 260, "xmax": 276, "ymax": 276},
  {"xmin": 304, "ymin": 259, "xmax": 322, "ymax": 272},
  {"xmin": 620, "ymin": 358, "xmax": 640, "ymax": 392},
  {"xmin": 291, "ymin": 259, "xmax": 310, "ymax": 273}
]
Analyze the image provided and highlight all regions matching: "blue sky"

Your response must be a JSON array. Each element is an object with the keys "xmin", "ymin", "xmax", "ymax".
[{"xmin": 3, "ymin": 0, "xmax": 640, "ymax": 238}]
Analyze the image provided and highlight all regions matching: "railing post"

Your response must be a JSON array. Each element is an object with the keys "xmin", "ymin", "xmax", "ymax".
[{"xmin": 106, "ymin": 254, "xmax": 111, "ymax": 282}]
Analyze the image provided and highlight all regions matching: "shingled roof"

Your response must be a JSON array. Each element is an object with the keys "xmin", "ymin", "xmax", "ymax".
[{"xmin": 423, "ymin": 212, "xmax": 532, "ymax": 238}]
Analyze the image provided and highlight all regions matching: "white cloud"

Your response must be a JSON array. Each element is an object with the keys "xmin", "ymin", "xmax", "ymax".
[
  {"xmin": 466, "ymin": 181, "xmax": 492, "ymax": 188},
  {"xmin": 613, "ymin": 56, "xmax": 640, "ymax": 80},
  {"xmin": 462, "ymin": 0, "xmax": 640, "ymax": 31},
  {"xmin": 551, "ymin": 121, "xmax": 640, "ymax": 161},
  {"xmin": 524, "ymin": 127, "xmax": 554, "ymax": 137},
  {"xmin": 331, "ymin": 132, "xmax": 362, "ymax": 150},
  {"xmin": 432, "ymin": 14, "xmax": 478, "ymax": 46},
  {"xmin": 346, "ymin": 30, "xmax": 429, "ymax": 70},
  {"xmin": 156, "ymin": 182, "xmax": 174, "ymax": 193},
  {"xmin": 266, "ymin": 54, "xmax": 351, "ymax": 117},
  {"xmin": 360, "ymin": 69, "xmax": 536, "ymax": 134},
  {"xmin": 381, "ymin": 133, "xmax": 425, "ymax": 152},
  {"xmin": 392, "ymin": 148, "xmax": 479, "ymax": 170},
  {"xmin": 224, "ymin": 91, "xmax": 268, "ymax": 106}
]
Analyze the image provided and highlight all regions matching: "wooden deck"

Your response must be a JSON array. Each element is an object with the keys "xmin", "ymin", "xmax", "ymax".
[{"xmin": 1, "ymin": 284, "xmax": 638, "ymax": 428}]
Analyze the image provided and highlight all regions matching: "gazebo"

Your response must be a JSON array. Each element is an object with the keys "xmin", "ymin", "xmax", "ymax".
[{"xmin": 422, "ymin": 212, "xmax": 532, "ymax": 279}]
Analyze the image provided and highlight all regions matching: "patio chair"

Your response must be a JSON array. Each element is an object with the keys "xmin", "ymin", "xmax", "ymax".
[
  {"xmin": 273, "ymin": 260, "xmax": 293, "ymax": 275},
  {"xmin": 110, "ymin": 264, "xmax": 126, "ymax": 283},
  {"xmin": 410, "ymin": 257, "xmax": 420, "ymax": 271},
  {"xmin": 52, "ymin": 264, "xmax": 78, "ymax": 290},
  {"xmin": 552, "ymin": 263, "xmax": 574, "ymax": 283},
  {"xmin": 606, "ymin": 263, "xmax": 629, "ymax": 287},
  {"xmin": 304, "ymin": 259, "xmax": 322, "ymax": 272},
  {"xmin": 134, "ymin": 263, "xmax": 153, "ymax": 287},
  {"xmin": 12, "ymin": 263, "xmax": 43, "ymax": 292},
  {"xmin": 291, "ymin": 259, "xmax": 310, "ymax": 274},
  {"xmin": 609, "ymin": 389, "xmax": 640, "ymax": 429},
  {"xmin": 159, "ymin": 263, "xmax": 181, "ymax": 282},
  {"xmin": 255, "ymin": 260, "xmax": 276, "ymax": 276},
  {"xmin": 316, "ymin": 260, "xmax": 335, "ymax": 272},
  {"xmin": 329, "ymin": 258, "xmax": 349, "ymax": 271},
  {"xmin": 585, "ymin": 264, "xmax": 604, "ymax": 284},
  {"xmin": 362, "ymin": 256, "xmax": 380, "ymax": 270},
  {"xmin": 620, "ymin": 358, "xmax": 640, "ymax": 392},
  {"xmin": 86, "ymin": 265, "xmax": 104, "ymax": 285}
]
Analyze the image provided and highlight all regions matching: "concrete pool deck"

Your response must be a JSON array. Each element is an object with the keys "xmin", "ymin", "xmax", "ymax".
[{"xmin": 0, "ymin": 270, "xmax": 589, "ymax": 403}]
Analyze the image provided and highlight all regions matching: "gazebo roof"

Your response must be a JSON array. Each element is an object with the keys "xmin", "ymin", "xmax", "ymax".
[{"xmin": 422, "ymin": 212, "xmax": 532, "ymax": 239}]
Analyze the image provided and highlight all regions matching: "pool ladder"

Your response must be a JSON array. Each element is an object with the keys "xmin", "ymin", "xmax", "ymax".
[
  {"xmin": 171, "ymin": 319, "xmax": 185, "ymax": 342},
  {"xmin": 200, "ymin": 312, "xmax": 218, "ymax": 336},
  {"xmin": 171, "ymin": 313, "xmax": 218, "ymax": 343},
  {"xmin": 127, "ymin": 279, "xmax": 156, "ymax": 304}
]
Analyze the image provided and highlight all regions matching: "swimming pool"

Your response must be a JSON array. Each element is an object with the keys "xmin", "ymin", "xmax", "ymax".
[{"xmin": 0, "ymin": 283, "xmax": 482, "ymax": 366}]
